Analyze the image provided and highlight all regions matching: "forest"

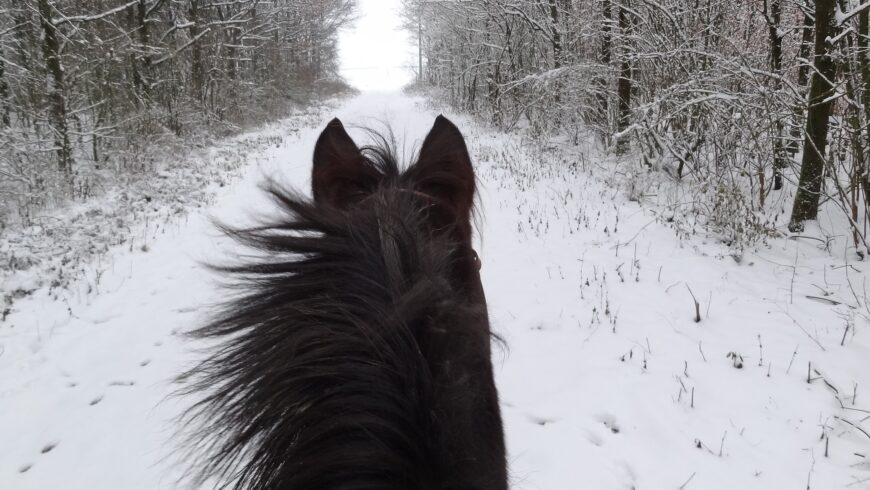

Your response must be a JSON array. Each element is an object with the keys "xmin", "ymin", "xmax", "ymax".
[
  {"xmin": 4, "ymin": 0, "xmax": 868, "ymax": 253},
  {"xmin": 0, "ymin": 0, "xmax": 355, "ymax": 226},
  {"xmin": 403, "ymin": 0, "xmax": 870, "ymax": 252},
  {"xmin": 1, "ymin": 2, "xmax": 869, "ymax": 489}
]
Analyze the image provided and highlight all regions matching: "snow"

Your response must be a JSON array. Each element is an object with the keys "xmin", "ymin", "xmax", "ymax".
[
  {"xmin": 338, "ymin": 0, "xmax": 415, "ymax": 91},
  {"xmin": 2, "ymin": 91, "xmax": 868, "ymax": 489},
  {"xmin": 836, "ymin": 2, "xmax": 870, "ymax": 26},
  {"xmin": 0, "ymin": 102, "xmax": 337, "ymax": 318}
]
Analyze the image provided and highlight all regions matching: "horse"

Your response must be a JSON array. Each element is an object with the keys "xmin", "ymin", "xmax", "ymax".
[{"xmin": 179, "ymin": 115, "xmax": 508, "ymax": 489}]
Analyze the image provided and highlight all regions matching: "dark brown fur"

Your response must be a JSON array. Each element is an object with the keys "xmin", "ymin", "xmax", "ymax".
[{"xmin": 178, "ymin": 116, "xmax": 507, "ymax": 489}]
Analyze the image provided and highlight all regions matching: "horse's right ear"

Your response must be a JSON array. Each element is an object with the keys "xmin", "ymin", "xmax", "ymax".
[
  {"xmin": 411, "ymin": 115, "xmax": 476, "ymax": 223},
  {"xmin": 312, "ymin": 118, "xmax": 377, "ymax": 207}
]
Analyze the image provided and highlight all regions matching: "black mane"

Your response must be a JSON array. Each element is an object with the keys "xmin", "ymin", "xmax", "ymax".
[{"xmin": 177, "ymin": 129, "xmax": 506, "ymax": 489}]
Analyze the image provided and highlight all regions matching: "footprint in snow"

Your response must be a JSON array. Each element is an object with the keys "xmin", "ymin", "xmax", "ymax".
[
  {"xmin": 596, "ymin": 413, "xmax": 621, "ymax": 434},
  {"xmin": 526, "ymin": 414, "xmax": 557, "ymax": 426},
  {"xmin": 140, "ymin": 359, "xmax": 151, "ymax": 367},
  {"xmin": 618, "ymin": 460, "xmax": 638, "ymax": 485},
  {"xmin": 89, "ymin": 396, "xmax": 103, "ymax": 406},
  {"xmin": 41, "ymin": 441, "xmax": 58, "ymax": 454},
  {"xmin": 18, "ymin": 463, "xmax": 32, "ymax": 473},
  {"xmin": 583, "ymin": 430, "xmax": 604, "ymax": 447},
  {"xmin": 530, "ymin": 323, "xmax": 552, "ymax": 331},
  {"xmin": 91, "ymin": 314, "xmax": 120, "ymax": 325}
]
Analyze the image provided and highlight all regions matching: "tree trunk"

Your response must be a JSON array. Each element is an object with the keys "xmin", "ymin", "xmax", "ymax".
[
  {"xmin": 767, "ymin": 0, "xmax": 785, "ymax": 191},
  {"xmin": 548, "ymin": 0, "xmax": 562, "ymax": 110},
  {"xmin": 859, "ymin": 7, "xmax": 870, "ymax": 201},
  {"xmin": 189, "ymin": 0, "xmax": 205, "ymax": 102},
  {"xmin": 789, "ymin": 6, "xmax": 815, "ymax": 156},
  {"xmin": 418, "ymin": 4, "xmax": 424, "ymax": 83},
  {"xmin": 549, "ymin": 0, "xmax": 562, "ymax": 70},
  {"xmin": 616, "ymin": 0, "xmax": 632, "ymax": 155},
  {"xmin": 842, "ymin": 53, "xmax": 865, "ymax": 251},
  {"xmin": 789, "ymin": 0, "xmax": 838, "ymax": 231},
  {"xmin": 13, "ymin": 11, "xmax": 38, "ymax": 127},
  {"xmin": 224, "ymin": 5, "xmax": 238, "ymax": 82},
  {"xmin": 0, "ymin": 48, "xmax": 9, "ymax": 127},
  {"xmin": 134, "ymin": 0, "xmax": 152, "ymax": 101},
  {"xmin": 598, "ymin": 0, "xmax": 612, "ymax": 130},
  {"xmin": 38, "ymin": 0, "xmax": 73, "ymax": 180}
]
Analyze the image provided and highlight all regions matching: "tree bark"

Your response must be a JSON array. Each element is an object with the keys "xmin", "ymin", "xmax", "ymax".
[
  {"xmin": 789, "ymin": 5, "xmax": 815, "ymax": 156},
  {"xmin": 549, "ymin": 0, "xmax": 562, "ymax": 70},
  {"xmin": 189, "ymin": 0, "xmax": 205, "ymax": 102},
  {"xmin": 766, "ymin": 0, "xmax": 785, "ymax": 191},
  {"xmin": 133, "ymin": 0, "xmax": 152, "ymax": 101},
  {"xmin": 12, "ymin": 11, "xmax": 38, "ymax": 127},
  {"xmin": 548, "ymin": 0, "xmax": 562, "ymax": 107},
  {"xmin": 0, "ymin": 48, "xmax": 9, "ymax": 127},
  {"xmin": 789, "ymin": 0, "xmax": 838, "ymax": 231},
  {"xmin": 616, "ymin": 0, "xmax": 632, "ymax": 155},
  {"xmin": 38, "ymin": 0, "xmax": 74, "ymax": 179},
  {"xmin": 857, "ymin": 7, "xmax": 870, "ymax": 209},
  {"xmin": 598, "ymin": 0, "xmax": 612, "ymax": 130}
]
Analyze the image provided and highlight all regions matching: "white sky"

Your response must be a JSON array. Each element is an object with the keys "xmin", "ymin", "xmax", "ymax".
[{"xmin": 338, "ymin": 0, "xmax": 416, "ymax": 92}]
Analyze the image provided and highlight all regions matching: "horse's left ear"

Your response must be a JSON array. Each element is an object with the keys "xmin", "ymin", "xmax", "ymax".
[
  {"xmin": 411, "ymin": 115, "xmax": 476, "ymax": 222},
  {"xmin": 312, "ymin": 118, "xmax": 379, "ymax": 207}
]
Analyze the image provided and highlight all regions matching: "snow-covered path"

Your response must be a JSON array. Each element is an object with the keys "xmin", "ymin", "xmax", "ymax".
[{"xmin": 2, "ymin": 92, "xmax": 868, "ymax": 489}]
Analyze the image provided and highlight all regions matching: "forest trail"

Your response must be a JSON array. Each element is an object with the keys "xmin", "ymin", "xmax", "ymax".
[{"xmin": 2, "ymin": 92, "xmax": 868, "ymax": 489}]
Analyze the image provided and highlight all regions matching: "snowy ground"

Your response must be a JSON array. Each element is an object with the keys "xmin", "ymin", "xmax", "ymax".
[
  {"xmin": 1, "ymin": 92, "xmax": 868, "ymax": 489},
  {"xmin": 0, "ymin": 101, "xmax": 338, "ymax": 318}
]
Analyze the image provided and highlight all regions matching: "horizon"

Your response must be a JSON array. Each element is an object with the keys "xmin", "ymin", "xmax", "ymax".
[{"xmin": 338, "ymin": 0, "xmax": 416, "ymax": 92}]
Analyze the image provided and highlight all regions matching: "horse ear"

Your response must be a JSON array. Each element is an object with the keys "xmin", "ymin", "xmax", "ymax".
[
  {"xmin": 412, "ymin": 115, "xmax": 476, "ymax": 222},
  {"xmin": 312, "ymin": 118, "xmax": 377, "ymax": 207}
]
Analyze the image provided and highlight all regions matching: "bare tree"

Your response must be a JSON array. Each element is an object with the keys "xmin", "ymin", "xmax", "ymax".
[
  {"xmin": 615, "ymin": 0, "xmax": 631, "ymax": 154},
  {"xmin": 405, "ymin": 0, "xmax": 869, "ymax": 249},
  {"xmin": 37, "ymin": 0, "xmax": 73, "ymax": 179},
  {"xmin": 0, "ymin": 0, "xmax": 357, "ymax": 223},
  {"xmin": 764, "ymin": 0, "xmax": 785, "ymax": 191},
  {"xmin": 789, "ymin": 0, "xmax": 838, "ymax": 231}
]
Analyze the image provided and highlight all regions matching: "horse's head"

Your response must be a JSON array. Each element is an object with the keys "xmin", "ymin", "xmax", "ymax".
[
  {"xmin": 309, "ymin": 116, "xmax": 504, "ymax": 489},
  {"xmin": 181, "ymin": 115, "xmax": 506, "ymax": 490},
  {"xmin": 311, "ymin": 116, "xmax": 483, "ymax": 298}
]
